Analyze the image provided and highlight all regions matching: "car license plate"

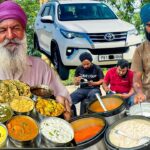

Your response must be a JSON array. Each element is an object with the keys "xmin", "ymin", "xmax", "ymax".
[{"xmin": 98, "ymin": 54, "xmax": 122, "ymax": 61}]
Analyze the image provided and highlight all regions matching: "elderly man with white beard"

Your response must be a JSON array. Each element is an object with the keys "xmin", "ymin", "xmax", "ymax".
[{"xmin": 0, "ymin": 1, "xmax": 72, "ymax": 120}]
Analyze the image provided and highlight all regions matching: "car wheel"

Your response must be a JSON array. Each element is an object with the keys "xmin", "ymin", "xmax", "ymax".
[
  {"xmin": 52, "ymin": 45, "xmax": 69, "ymax": 80},
  {"xmin": 34, "ymin": 34, "xmax": 40, "ymax": 50}
]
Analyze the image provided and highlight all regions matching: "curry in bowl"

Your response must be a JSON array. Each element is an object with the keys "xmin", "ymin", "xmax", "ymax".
[
  {"xmin": 88, "ymin": 96, "xmax": 123, "ymax": 113},
  {"xmin": 30, "ymin": 85, "xmax": 53, "ymax": 98},
  {"xmin": 0, "ymin": 104, "xmax": 13, "ymax": 123},
  {"xmin": 35, "ymin": 97, "xmax": 64, "ymax": 117},
  {"xmin": 71, "ymin": 117, "xmax": 105, "ymax": 144},
  {"xmin": 0, "ymin": 124, "xmax": 8, "ymax": 147},
  {"xmin": 6, "ymin": 115, "xmax": 39, "ymax": 141}
]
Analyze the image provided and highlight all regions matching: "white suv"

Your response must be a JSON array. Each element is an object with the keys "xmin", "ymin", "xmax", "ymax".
[{"xmin": 34, "ymin": 0, "xmax": 141, "ymax": 80}]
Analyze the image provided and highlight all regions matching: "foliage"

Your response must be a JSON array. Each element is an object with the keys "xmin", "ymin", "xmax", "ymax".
[
  {"xmin": 108, "ymin": 0, "xmax": 150, "ymax": 34},
  {"xmin": 16, "ymin": 0, "xmax": 41, "ymax": 57},
  {"xmin": 108, "ymin": 0, "xmax": 141, "ymax": 31},
  {"xmin": 62, "ymin": 69, "xmax": 75, "ymax": 85}
]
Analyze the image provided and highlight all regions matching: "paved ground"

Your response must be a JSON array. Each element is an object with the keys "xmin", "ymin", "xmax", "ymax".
[{"xmin": 66, "ymin": 85, "xmax": 80, "ymax": 115}]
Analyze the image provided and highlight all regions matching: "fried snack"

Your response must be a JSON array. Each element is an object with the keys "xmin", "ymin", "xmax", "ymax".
[
  {"xmin": 35, "ymin": 97, "xmax": 64, "ymax": 117},
  {"xmin": 0, "ymin": 80, "xmax": 31, "ymax": 103}
]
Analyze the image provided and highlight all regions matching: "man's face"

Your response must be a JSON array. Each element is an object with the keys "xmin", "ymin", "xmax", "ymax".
[
  {"xmin": 116, "ymin": 66, "xmax": 128, "ymax": 77},
  {"xmin": 82, "ymin": 59, "xmax": 92, "ymax": 69},
  {"xmin": 0, "ymin": 19, "xmax": 24, "ymax": 52},
  {"xmin": 0, "ymin": 19, "xmax": 27, "ymax": 79}
]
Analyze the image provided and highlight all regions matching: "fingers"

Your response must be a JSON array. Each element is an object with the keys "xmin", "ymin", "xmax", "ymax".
[
  {"xmin": 63, "ymin": 111, "xmax": 71, "ymax": 121},
  {"xmin": 134, "ymin": 93, "xmax": 146, "ymax": 104}
]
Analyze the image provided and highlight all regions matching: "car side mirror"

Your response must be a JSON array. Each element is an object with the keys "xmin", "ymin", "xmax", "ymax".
[{"xmin": 41, "ymin": 16, "xmax": 54, "ymax": 23}]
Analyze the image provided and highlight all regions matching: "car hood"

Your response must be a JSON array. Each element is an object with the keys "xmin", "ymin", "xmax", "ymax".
[{"xmin": 58, "ymin": 19, "xmax": 135, "ymax": 33}]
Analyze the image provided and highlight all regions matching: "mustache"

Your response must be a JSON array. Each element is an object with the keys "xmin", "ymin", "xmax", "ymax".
[{"xmin": 0, "ymin": 39, "xmax": 24, "ymax": 48}]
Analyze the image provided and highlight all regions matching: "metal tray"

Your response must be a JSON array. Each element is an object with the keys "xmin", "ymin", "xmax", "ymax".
[{"xmin": 3, "ymin": 109, "xmax": 77, "ymax": 149}]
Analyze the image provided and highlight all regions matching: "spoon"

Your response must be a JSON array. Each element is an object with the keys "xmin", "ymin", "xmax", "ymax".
[
  {"xmin": 139, "ymin": 101, "xmax": 143, "ymax": 116},
  {"xmin": 32, "ymin": 95, "xmax": 38, "ymax": 101},
  {"xmin": 114, "ymin": 129, "xmax": 150, "ymax": 145},
  {"xmin": 95, "ymin": 93, "xmax": 107, "ymax": 111}
]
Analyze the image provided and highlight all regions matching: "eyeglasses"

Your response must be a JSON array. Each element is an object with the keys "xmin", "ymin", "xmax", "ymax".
[{"xmin": 146, "ymin": 24, "xmax": 150, "ymax": 27}]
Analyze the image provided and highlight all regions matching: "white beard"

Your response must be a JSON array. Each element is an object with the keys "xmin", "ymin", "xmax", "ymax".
[{"xmin": 0, "ymin": 35, "xmax": 27, "ymax": 80}]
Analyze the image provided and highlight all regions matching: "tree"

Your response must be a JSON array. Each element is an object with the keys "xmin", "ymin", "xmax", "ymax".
[
  {"xmin": 108, "ymin": 0, "xmax": 150, "ymax": 35},
  {"xmin": 108, "ymin": 0, "xmax": 142, "ymax": 32},
  {"xmin": 16, "ymin": 0, "xmax": 41, "ymax": 57}
]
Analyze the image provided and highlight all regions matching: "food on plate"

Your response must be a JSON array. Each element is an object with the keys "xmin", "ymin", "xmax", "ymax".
[
  {"xmin": 0, "ymin": 124, "xmax": 7, "ymax": 147},
  {"xmin": 6, "ymin": 115, "xmax": 38, "ymax": 141},
  {"xmin": 0, "ymin": 105, "xmax": 13, "ymax": 123},
  {"xmin": 35, "ymin": 97, "xmax": 64, "ymax": 117},
  {"xmin": 10, "ymin": 96, "xmax": 34, "ymax": 113},
  {"xmin": 89, "ymin": 97, "xmax": 123, "ymax": 112},
  {"xmin": 0, "ymin": 80, "xmax": 31, "ymax": 103},
  {"xmin": 109, "ymin": 119, "xmax": 150, "ymax": 148},
  {"xmin": 40, "ymin": 117, "xmax": 74, "ymax": 143}
]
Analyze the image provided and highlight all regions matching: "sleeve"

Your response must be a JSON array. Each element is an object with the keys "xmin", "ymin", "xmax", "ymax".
[
  {"xmin": 131, "ymin": 44, "xmax": 143, "ymax": 72},
  {"xmin": 42, "ymin": 63, "xmax": 72, "ymax": 105},
  {"xmin": 103, "ymin": 69, "xmax": 111, "ymax": 84},
  {"xmin": 97, "ymin": 66, "xmax": 104, "ymax": 79},
  {"xmin": 129, "ymin": 70, "xmax": 134, "ymax": 88}
]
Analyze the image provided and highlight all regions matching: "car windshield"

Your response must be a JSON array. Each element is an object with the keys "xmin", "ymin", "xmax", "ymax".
[{"xmin": 58, "ymin": 3, "xmax": 117, "ymax": 21}]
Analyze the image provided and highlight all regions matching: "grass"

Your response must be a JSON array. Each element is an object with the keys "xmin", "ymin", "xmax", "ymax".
[{"xmin": 62, "ymin": 69, "xmax": 75, "ymax": 86}]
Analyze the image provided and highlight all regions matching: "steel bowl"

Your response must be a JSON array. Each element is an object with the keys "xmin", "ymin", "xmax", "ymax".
[
  {"xmin": 6, "ymin": 115, "xmax": 39, "ymax": 148},
  {"xmin": 0, "ymin": 123, "xmax": 8, "ymax": 148},
  {"xmin": 9, "ymin": 96, "xmax": 35, "ymax": 116},
  {"xmin": 0, "ymin": 103, "xmax": 13, "ymax": 123},
  {"xmin": 127, "ymin": 102, "xmax": 150, "ymax": 117},
  {"xmin": 87, "ymin": 95, "xmax": 126, "ymax": 125},
  {"xmin": 35, "ymin": 98, "xmax": 64, "ymax": 122},
  {"xmin": 40, "ymin": 117, "xmax": 74, "ymax": 147},
  {"xmin": 30, "ymin": 85, "xmax": 54, "ymax": 99}
]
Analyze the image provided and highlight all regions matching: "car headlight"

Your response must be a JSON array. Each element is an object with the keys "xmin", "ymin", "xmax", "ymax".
[
  {"xmin": 128, "ymin": 28, "xmax": 138, "ymax": 36},
  {"xmin": 60, "ymin": 29, "xmax": 84, "ymax": 39}
]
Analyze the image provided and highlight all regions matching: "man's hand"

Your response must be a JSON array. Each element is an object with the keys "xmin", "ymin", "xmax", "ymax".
[
  {"xmin": 56, "ymin": 96, "xmax": 72, "ymax": 121},
  {"xmin": 119, "ymin": 93, "xmax": 129, "ymax": 99},
  {"xmin": 88, "ymin": 81, "xmax": 94, "ymax": 86},
  {"xmin": 63, "ymin": 111, "xmax": 72, "ymax": 121},
  {"xmin": 74, "ymin": 76, "xmax": 82, "ymax": 85},
  {"xmin": 134, "ymin": 93, "xmax": 146, "ymax": 104}
]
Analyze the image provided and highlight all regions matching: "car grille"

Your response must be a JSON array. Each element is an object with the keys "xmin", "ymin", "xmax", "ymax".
[
  {"xmin": 88, "ymin": 47, "xmax": 128, "ymax": 55},
  {"xmin": 87, "ymin": 32, "xmax": 127, "ymax": 42}
]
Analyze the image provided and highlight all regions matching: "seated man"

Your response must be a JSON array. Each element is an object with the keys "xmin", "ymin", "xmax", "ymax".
[
  {"xmin": 71, "ymin": 52, "xmax": 104, "ymax": 115},
  {"xmin": 102, "ymin": 59, "xmax": 134, "ymax": 108}
]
